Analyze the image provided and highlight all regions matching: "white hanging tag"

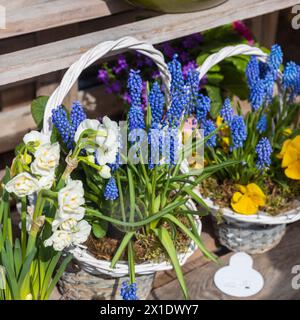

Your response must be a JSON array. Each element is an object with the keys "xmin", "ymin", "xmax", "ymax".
[{"xmin": 214, "ymin": 252, "xmax": 264, "ymax": 297}]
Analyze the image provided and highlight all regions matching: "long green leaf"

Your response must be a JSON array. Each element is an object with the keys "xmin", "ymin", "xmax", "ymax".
[
  {"xmin": 1, "ymin": 249, "xmax": 19, "ymax": 299},
  {"xmin": 128, "ymin": 241, "xmax": 136, "ymax": 284},
  {"xmin": 13, "ymin": 239, "xmax": 22, "ymax": 278},
  {"xmin": 17, "ymin": 248, "xmax": 37, "ymax": 287},
  {"xmin": 127, "ymin": 167, "xmax": 136, "ymax": 223},
  {"xmin": 44, "ymin": 254, "xmax": 72, "ymax": 300},
  {"xmin": 111, "ymin": 232, "xmax": 135, "ymax": 268},
  {"xmin": 165, "ymin": 214, "xmax": 217, "ymax": 263},
  {"xmin": 153, "ymin": 227, "xmax": 189, "ymax": 299}
]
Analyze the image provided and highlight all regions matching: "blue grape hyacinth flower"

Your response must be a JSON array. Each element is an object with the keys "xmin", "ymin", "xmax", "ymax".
[
  {"xmin": 256, "ymin": 137, "xmax": 273, "ymax": 170},
  {"xmin": 104, "ymin": 177, "xmax": 119, "ymax": 201},
  {"xmin": 120, "ymin": 281, "xmax": 138, "ymax": 300},
  {"xmin": 256, "ymin": 114, "xmax": 267, "ymax": 134},
  {"xmin": 220, "ymin": 98, "xmax": 234, "ymax": 123},
  {"xmin": 230, "ymin": 115, "xmax": 247, "ymax": 150},
  {"xmin": 202, "ymin": 119, "xmax": 217, "ymax": 148}
]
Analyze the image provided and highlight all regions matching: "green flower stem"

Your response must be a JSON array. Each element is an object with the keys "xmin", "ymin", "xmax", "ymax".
[
  {"xmin": 21, "ymin": 197, "xmax": 27, "ymax": 260},
  {"xmin": 116, "ymin": 172, "xmax": 126, "ymax": 223}
]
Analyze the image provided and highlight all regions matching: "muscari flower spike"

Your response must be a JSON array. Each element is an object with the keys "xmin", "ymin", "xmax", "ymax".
[
  {"xmin": 148, "ymin": 81, "xmax": 165, "ymax": 127},
  {"xmin": 249, "ymin": 79, "xmax": 265, "ymax": 111},
  {"xmin": 127, "ymin": 70, "xmax": 145, "ymax": 131},
  {"xmin": 267, "ymin": 44, "xmax": 283, "ymax": 75},
  {"xmin": 120, "ymin": 281, "xmax": 138, "ymax": 301},
  {"xmin": 52, "ymin": 106, "xmax": 73, "ymax": 146},
  {"xmin": 256, "ymin": 114, "xmax": 267, "ymax": 134},
  {"xmin": 256, "ymin": 137, "xmax": 273, "ymax": 170},
  {"xmin": 185, "ymin": 69, "xmax": 200, "ymax": 116},
  {"xmin": 202, "ymin": 119, "xmax": 217, "ymax": 148},
  {"xmin": 196, "ymin": 94, "xmax": 211, "ymax": 123},
  {"xmin": 283, "ymin": 61, "xmax": 299, "ymax": 89},
  {"xmin": 230, "ymin": 115, "xmax": 247, "ymax": 150},
  {"xmin": 104, "ymin": 177, "xmax": 119, "ymax": 201},
  {"xmin": 220, "ymin": 98, "xmax": 234, "ymax": 123},
  {"xmin": 246, "ymin": 56, "xmax": 260, "ymax": 89}
]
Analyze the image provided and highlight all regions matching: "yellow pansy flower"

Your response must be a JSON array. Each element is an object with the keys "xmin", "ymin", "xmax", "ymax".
[
  {"xmin": 278, "ymin": 135, "xmax": 300, "ymax": 180},
  {"xmin": 231, "ymin": 183, "xmax": 266, "ymax": 215}
]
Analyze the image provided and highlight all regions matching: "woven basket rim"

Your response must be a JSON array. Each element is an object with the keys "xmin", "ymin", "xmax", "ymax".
[{"xmin": 202, "ymin": 195, "xmax": 300, "ymax": 225}]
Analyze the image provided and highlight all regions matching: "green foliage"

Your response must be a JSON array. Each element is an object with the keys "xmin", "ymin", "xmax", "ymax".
[{"xmin": 31, "ymin": 96, "xmax": 49, "ymax": 130}]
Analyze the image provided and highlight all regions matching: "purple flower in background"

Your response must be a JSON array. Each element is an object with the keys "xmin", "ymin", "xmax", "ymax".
[
  {"xmin": 180, "ymin": 51, "xmax": 190, "ymax": 64},
  {"xmin": 122, "ymin": 91, "xmax": 131, "ymax": 104},
  {"xmin": 97, "ymin": 69, "xmax": 109, "ymax": 84},
  {"xmin": 113, "ymin": 55, "xmax": 128, "ymax": 74},
  {"xmin": 183, "ymin": 60, "xmax": 197, "ymax": 78},
  {"xmin": 183, "ymin": 33, "xmax": 204, "ymax": 49},
  {"xmin": 160, "ymin": 42, "xmax": 176, "ymax": 59}
]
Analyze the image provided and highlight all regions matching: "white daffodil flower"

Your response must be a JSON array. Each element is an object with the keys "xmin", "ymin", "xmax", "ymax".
[
  {"xmin": 31, "ymin": 143, "xmax": 60, "ymax": 176},
  {"xmin": 23, "ymin": 130, "xmax": 51, "ymax": 148},
  {"xmin": 5, "ymin": 172, "xmax": 39, "ymax": 197},
  {"xmin": 102, "ymin": 116, "xmax": 119, "ymax": 148},
  {"xmin": 57, "ymin": 179, "xmax": 85, "ymax": 221},
  {"xmin": 44, "ymin": 230, "xmax": 72, "ymax": 251},
  {"xmin": 95, "ymin": 146, "xmax": 118, "ymax": 166},
  {"xmin": 71, "ymin": 220, "xmax": 91, "ymax": 245},
  {"xmin": 38, "ymin": 172, "xmax": 55, "ymax": 190},
  {"xmin": 74, "ymin": 117, "xmax": 119, "ymax": 152},
  {"xmin": 45, "ymin": 220, "xmax": 91, "ymax": 251},
  {"xmin": 51, "ymin": 216, "xmax": 78, "ymax": 232},
  {"xmin": 98, "ymin": 164, "xmax": 111, "ymax": 179}
]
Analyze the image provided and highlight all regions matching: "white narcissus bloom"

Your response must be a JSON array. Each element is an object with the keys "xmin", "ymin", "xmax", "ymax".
[
  {"xmin": 51, "ymin": 217, "xmax": 78, "ymax": 232},
  {"xmin": 23, "ymin": 130, "xmax": 51, "ymax": 147},
  {"xmin": 44, "ymin": 230, "xmax": 72, "ymax": 251},
  {"xmin": 44, "ymin": 220, "xmax": 91, "ymax": 251},
  {"xmin": 71, "ymin": 220, "xmax": 91, "ymax": 245},
  {"xmin": 38, "ymin": 172, "xmax": 55, "ymax": 190},
  {"xmin": 5, "ymin": 172, "xmax": 39, "ymax": 197},
  {"xmin": 57, "ymin": 179, "xmax": 85, "ymax": 221},
  {"xmin": 31, "ymin": 142, "xmax": 60, "ymax": 176},
  {"xmin": 74, "ymin": 117, "xmax": 119, "ymax": 164},
  {"xmin": 96, "ymin": 145, "xmax": 118, "ymax": 166},
  {"xmin": 98, "ymin": 164, "xmax": 111, "ymax": 179}
]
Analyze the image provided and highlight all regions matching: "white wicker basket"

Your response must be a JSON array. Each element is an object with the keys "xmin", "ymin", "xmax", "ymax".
[
  {"xmin": 194, "ymin": 44, "xmax": 300, "ymax": 226},
  {"xmin": 42, "ymin": 36, "xmax": 202, "ymax": 277}
]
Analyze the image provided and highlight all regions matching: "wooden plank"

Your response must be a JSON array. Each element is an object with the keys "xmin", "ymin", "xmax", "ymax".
[
  {"xmin": 0, "ymin": 0, "xmax": 298, "ymax": 87},
  {"xmin": 149, "ymin": 221, "xmax": 300, "ymax": 300},
  {"xmin": 0, "ymin": 0, "xmax": 133, "ymax": 39},
  {"xmin": 0, "ymin": 105, "xmax": 35, "ymax": 154}
]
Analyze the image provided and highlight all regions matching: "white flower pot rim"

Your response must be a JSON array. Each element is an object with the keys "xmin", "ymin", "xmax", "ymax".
[{"xmin": 202, "ymin": 195, "xmax": 300, "ymax": 225}]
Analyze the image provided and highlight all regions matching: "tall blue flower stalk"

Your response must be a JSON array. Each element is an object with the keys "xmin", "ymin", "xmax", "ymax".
[
  {"xmin": 256, "ymin": 114, "xmax": 267, "ymax": 134},
  {"xmin": 230, "ymin": 115, "xmax": 247, "ymax": 150},
  {"xmin": 196, "ymin": 94, "xmax": 210, "ymax": 123},
  {"xmin": 127, "ymin": 70, "xmax": 145, "ymax": 131},
  {"xmin": 104, "ymin": 177, "xmax": 119, "ymax": 200},
  {"xmin": 220, "ymin": 98, "xmax": 234, "ymax": 123},
  {"xmin": 148, "ymin": 81, "xmax": 165, "ymax": 127},
  {"xmin": 202, "ymin": 119, "xmax": 217, "ymax": 148},
  {"xmin": 256, "ymin": 137, "xmax": 273, "ymax": 170},
  {"xmin": 52, "ymin": 101, "xmax": 87, "ymax": 149}
]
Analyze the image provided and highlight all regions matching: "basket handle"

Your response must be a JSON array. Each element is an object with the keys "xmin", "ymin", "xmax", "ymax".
[
  {"xmin": 42, "ymin": 36, "xmax": 171, "ymax": 134},
  {"xmin": 196, "ymin": 44, "xmax": 269, "ymax": 81}
]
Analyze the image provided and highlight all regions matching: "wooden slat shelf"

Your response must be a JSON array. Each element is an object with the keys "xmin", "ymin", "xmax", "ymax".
[
  {"xmin": 0, "ymin": 0, "xmax": 298, "ymax": 87},
  {"xmin": 0, "ymin": 0, "xmax": 133, "ymax": 40}
]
